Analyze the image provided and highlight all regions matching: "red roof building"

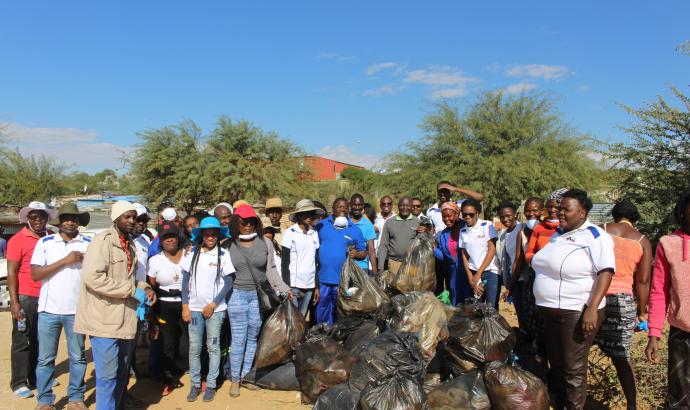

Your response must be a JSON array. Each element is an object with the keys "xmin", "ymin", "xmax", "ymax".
[{"xmin": 301, "ymin": 156, "xmax": 364, "ymax": 181}]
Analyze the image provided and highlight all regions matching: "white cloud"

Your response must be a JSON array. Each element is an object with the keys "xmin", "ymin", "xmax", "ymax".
[
  {"xmin": 316, "ymin": 145, "xmax": 383, "ymax": 169},
  {"xmin": 363, "ymin": 84, "xmax": 406, "ymax": 97},
  {"xmin": 505, "ymin": 64, "xmax": 572, "ymax": 80},
  {"xmin": 431, "ymin": 87, "xmax": 470, "ymax": 99},
  {"xmin": 317, "ymin": 52, "xmax": 358, "ymax": 63},
  {"xmin": 404, "ymin": 66, "xmax": 480, "ymax": 100},
  {"xmin": 576, "ymin": 85, "xmax": 591, "ymax": 93},
  {"xmin": 366, "ymin": 62, "xmax": 403, "ymax": 76},
  {"xmin": 503, "ymin": 82, "xmax": 538, "ymax": 95},
  {"xmin": 4, "ymin": 123, "xmax": 98, "ymax": 144}
]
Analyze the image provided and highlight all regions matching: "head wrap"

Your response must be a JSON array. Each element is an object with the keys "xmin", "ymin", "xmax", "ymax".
[
  {"xmin": 441, "ymin": 201, "xmax": 460, "ymax": 215},
  {"xmin": 111, "ymin": 201, "xmax": 136, "ymax": 221},
  {"xmin": 548, "ymin": 187, "xmax": 569, "ymax": 203}
]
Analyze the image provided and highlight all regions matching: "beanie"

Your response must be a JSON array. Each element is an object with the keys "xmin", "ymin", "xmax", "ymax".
[{"xmin": 111, "ymin": 201, "xmax": 136, "ymax": 221}]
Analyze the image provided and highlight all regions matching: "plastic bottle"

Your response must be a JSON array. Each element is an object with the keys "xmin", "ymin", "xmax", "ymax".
[{"xmin": 17, "ymin": 309, "xmax": 27, "ymax": 332}]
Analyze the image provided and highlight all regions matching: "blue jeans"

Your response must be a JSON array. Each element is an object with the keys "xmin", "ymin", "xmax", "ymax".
[
  {"xmin": 36, "ymin": 313, "xmax": 86, "ymax": 405},
  {"xmin": 228, "ymin": 289, "xmax": 262, "ymax": 382},
  {"xmin": 90, "ymin": 336, "xmax": 133, "ymax": 410},
  {"xmin": 316, "ymin": 284, "xmax": 338, "ymax": 325},
  {"xmin": 188, "ymin": 311, "xmax": 224, "ymax": 389},
  {"xmin": 481, "ymin": 271, "xmax": 500, "ymax": 309},
  {"xmin": 290, "ymin": 287, "xmax": 314, "ymax": 317}
]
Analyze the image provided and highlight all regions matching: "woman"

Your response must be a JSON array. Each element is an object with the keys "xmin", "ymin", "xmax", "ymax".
[
  {"xmin": 459, "ymin": 198, "xmax": 500, "ymax": 308},
  {"xmin": 525, "ymin": 188, "xmax": 567, "ymax": 264},
  {"xmin": 496, "ymin": 201, "xmax": 527, "ymax": 328},
  {"xmin": 281, "ymin": 200, "xmax": 323, "ymax": 317},
  {"xmin": 593, "ymin": 200, "xmax": 652, "ymax": 409},
  {"xmin": 532, "ymin": 189, "xmax": 615, "ymax": 410},
  {"xmin": 227, "ymin": 205, "xmax": 292, "ymax": 397},
  {"xmin": 261, "ymin": 216, "xmax": 282, "ymax": 267},
  {"xmin": 646, "ymin": 192, "xmax": 690, "ymax": 409},
  {"xmin": 147, "ymin": 223, "xmax": 188, "ymax": 397},
  {"xmin": 181, "ymin": 214, "xmax": 201, "ymax": 249},
  {"xmin": 181, "ymin": 217, "xmax": 235, "ymax": 403},
  {"xmin": 434, "ymin": 201, "xmax": 472, "ymax": 305}
]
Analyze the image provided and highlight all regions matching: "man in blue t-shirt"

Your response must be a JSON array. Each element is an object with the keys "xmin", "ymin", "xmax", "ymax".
[
  {"xmin": 349, "ymin": 193, "xmax": 377, "ymax": 274},
  {"xmin": 315, "ymin": 197, "xmax": 367, "ymax": 325}
]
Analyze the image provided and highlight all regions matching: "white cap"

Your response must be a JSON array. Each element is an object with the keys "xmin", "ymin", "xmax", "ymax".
[
  {"xmin": 132, "ymin": 203, "xmax": 151, "ymax": 218},
  {"xmin": 211, "ymin": 202, "xmax": 233, "ymax": 216},
  {"xmin": 161, "ymin": 207, "xmax": 178, "ymax": 221},
  {"xmin": 110, "ymin": 201, "xmax": 136, "ymax": 221}
]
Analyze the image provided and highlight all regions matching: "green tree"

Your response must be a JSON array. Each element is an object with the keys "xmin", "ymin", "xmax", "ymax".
[
  {"xmin": 0, "ymin": 149, "xmax": 66, "ymax": 205},
  {"xmin": 385, "ymin": 92, "xmax": 602, "ymax": 214},
  {"xmin": 604, "ymin": 87, "xmax": 690, "ymax": 239}
]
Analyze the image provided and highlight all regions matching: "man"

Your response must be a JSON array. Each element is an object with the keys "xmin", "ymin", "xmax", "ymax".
[
  {"xmin": 7, "ymin": 201, "xmax": 56, "ymax": 399},
  {"xmin": 212, "ymin": 202, "xmax": 233, "ymax": 249},
  {"xmin": 0, "ymin": 226, "xmax": 7, "ymax": 258},
  {"xmin": 264, "ymin": 197, "xmax": 286, "ymax": 244},
  {"xmin": 132, "ymin": 203, "xmax": 153, "ymax": 279},
  {"xmin": 31, "ymin": 203, "xmax": 91, "ymax": 410},
  {"xmin": 377, "ymin": 197, "xmax": 426, "ymax": 274},
  {"xmin": 74, "ymin": 201, "xmax": 156, "ymax": 410},
  {"xmin": 374, "ymin": 195, "xmax": 395, "ymax": 251},
  {"xmin": 315, "ymin": 198, "xmax": 367, "ymax": 325},
  {"xmin": 349, "ymin": 194, "xmax": 377, "ymax": 274},
  {"xmin": 411, "ymin": 198, "xmax": 424, "ymax": 217},
  {"xmin": 426, "ymin": 181, "xmax": 484, "ymax": 233}
]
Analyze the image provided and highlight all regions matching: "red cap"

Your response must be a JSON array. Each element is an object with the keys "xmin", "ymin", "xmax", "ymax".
[{"xmin": 234, "ymin": 204, "xmax": 258, "ymax": 219}]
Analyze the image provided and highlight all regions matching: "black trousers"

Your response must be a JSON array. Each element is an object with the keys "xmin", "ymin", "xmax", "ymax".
[
  {"xmin": 10, "ymin": 295, "xmax": 39, "ymax": 391},
  {"xmin": 539, "ymin": 306, "xmax": 604, "ymax": 410},
  {"xmin": 667, "ymin": 326, "xmax": 690, "ymax": 409},
  {"xmin": 158, "ymin": 300, "xmax": 189, "ymax": 379}
]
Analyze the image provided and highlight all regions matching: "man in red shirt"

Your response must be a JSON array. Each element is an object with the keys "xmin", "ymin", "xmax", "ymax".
[{"xmin": 7, "ymin": 201, "xmax": 56, "ymax": 399}]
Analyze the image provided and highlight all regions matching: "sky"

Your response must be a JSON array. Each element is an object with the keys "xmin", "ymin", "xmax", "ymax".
[{"xmin": 1, "ymin": 1, "xmax": 688, "ymax": 173}]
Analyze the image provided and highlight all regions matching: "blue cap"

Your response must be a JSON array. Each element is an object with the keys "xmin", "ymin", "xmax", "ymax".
[{"xmin": 191, "ymin": 216, "xmax": 230, "ymax": 243}]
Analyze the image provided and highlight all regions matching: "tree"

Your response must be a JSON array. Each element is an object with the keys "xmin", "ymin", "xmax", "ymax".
[
  {"xmin": 604, "ymin": 87, "xmax": 690, "ymax": 239},
  {"xmin": 384, "ymin": 92, "xmax": 602, "ymax": 214},
  {"xmin": 0, "ymin": 149, "xmax": 66, "ymax": 205}
]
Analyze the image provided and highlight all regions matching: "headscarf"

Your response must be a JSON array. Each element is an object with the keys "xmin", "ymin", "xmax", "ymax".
[
  {"xmin": 548, "ymin": 187, "xmax": 569, "ymax": 204},
  {"xmin": 441, "ymin": 201, "xmax": 460, "ymax": 215}
]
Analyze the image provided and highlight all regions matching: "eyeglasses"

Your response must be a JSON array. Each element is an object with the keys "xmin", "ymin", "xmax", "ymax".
[{"xmin": 462, "ymin": 212, "xmax": 476, "ymax": 218}]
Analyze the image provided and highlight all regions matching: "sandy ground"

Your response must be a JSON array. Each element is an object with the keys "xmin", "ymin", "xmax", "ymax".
[{"xmin": 0, "ymin": 312, "xmax": 310, "ymax": 410}]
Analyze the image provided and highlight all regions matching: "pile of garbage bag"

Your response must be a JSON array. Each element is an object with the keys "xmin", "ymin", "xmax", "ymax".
[
  {"xmin": 313, "ymin": 383, "xmax": 360, "ymax": 410},
  {"xmin": 427, "ymin": 370, "xmax": 491, "ymax": 410},
  {"xmin": 337, "ymin": 258, "xmax": 391, "ymax": 317},
  {"xmin": 483, "ymin": 361, "xmax": 550, "ymax": 410},
  {"xmin": 359, "ymin": 372, "xmax": 427, "ymax": 410},
  {"xmin": 242, "ymin": 362, "xmax": 299, "ymax": 391},
  {"xmin": 390, "ymin": 232, "xmax": 437, "ymax": 293},
  {"xmin": 254, "ymin": 298, "xmax": 307, "ymax": 369}
]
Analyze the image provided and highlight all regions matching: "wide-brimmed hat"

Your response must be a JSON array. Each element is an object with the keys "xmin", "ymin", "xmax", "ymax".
[
  {"xmin": 289, "ymin": 199, "xmax": 326, "ymax": 222},
  {"xmin": 191, "ymin": 216, "xmax": 230, "ymax": 243},
  {"xmin": 260, "ymin": 216, "xmax": 277, "ymax": 231},
  {"xmin": 51, "ymin": 202, "xmax": 90, "ymax": 226},
  {"xmin": 19, "ymin": 201, "xmax": 57, "ymax": 224},
  {"xmin": 264, "ymin": 197, "xmax": 283, "ymax": 211}
]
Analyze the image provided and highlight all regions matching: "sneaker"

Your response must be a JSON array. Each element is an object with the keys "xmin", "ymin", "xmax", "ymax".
[
  {"xmin": 229, "ymin": 382, "xmax": 240, "ymax": 398},
  {"xmin": 33, "ymin": 405, "xmax": 54, "ymax": 410},
  {"xmin": 187, "ymin": 386, "xmax": 202, "ymax": 402},
  {"xmin": 241, "ymin": 381, "xmax": 262, "ymax": 391},
  {"xmin": 202, "ymin": 388, "xmax": 216, "ymax": 402},
  {"xmin": 65, "ymin": 401, "xmax": 88, "ymax": 410},
  {"xmin": 14, "ymin": 386, "xmax": 34, "ymax": 399}
]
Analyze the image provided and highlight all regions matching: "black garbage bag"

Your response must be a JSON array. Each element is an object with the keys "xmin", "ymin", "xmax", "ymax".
[
  {"xmin": 483, "ymin": 361, "xmax": 549, "ymax": 410},
  {"xmin": 337, "ymin": 258, "xmax": 390, "ymax": 317},
  {"xmin": 359, "ymin": 372, "xmax": 427, "ymax": 410},
  {"xmin": 255, "ymin": 298, "xmax": 307, "ymax": 369},
  {"xmin": 331, "ymin": 316, "xmax": 368, "ymax": 342},
  {"xmin": 242, "ymin": 362, "xmax": 299, "ymax": 391},
  {"xmin": 349, "ymin": 330, "xmax": 426, "ymax": 392},
  {"xmin": 313, "ymin": 383, "xmax": 361, "ymax": 410},
  {"xmin": 343, "ymin": 320, "xmax": 382, "ymax": 352},
  {"xmin": 427, "ymin": 370, "xmax": 491, "ymax": 410},
  {"xmin": 294, "ymin": 335, "xmax": 357, "ymax": 404},
  {"xmin": 446, "ymin": 303, "xmax": 515, "ymax": 365},
  {"xmin": 391, "ymin": 231, "xmax": 436, "ymax": 293}
]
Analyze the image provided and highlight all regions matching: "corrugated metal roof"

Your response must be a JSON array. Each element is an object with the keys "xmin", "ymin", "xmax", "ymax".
[{"xmin": 589, "ymin": 203, "xmax": 615, "ymax": 225}]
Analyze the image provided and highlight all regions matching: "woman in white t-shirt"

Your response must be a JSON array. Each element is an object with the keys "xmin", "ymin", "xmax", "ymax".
[
  {"xmin": 147, "ymin": 223, "xmax": 186, "ymax": 397},
  {"xmin": 180, "ymin": 217, "xmax": 235, "ymax": 403},
  {"xmin": 459, "ymin": 198, "xmax": 499, "ymax": 308}
]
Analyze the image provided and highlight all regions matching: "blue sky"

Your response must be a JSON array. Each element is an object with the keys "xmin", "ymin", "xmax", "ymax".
[{"xmin": 1, "ymin": 1, "xmax": 688, "ymax": 173}]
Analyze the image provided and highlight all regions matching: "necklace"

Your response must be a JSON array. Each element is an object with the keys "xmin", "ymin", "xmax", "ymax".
[{"xmin": 619, "ymin": 219, "xmax": 634, "ymax": 228}]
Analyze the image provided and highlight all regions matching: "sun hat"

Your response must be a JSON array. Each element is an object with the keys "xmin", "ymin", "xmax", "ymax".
[
  {"xmin": 157, "ymin": 222, "xmax": 178, "ymax": 239},
  {"xmin": 232, "ymin": 200, "xmax": 250, "ymax": 210},
  {"xmin": 132, "ymin": 203, "xmax": 154, "ymax": 219},
  {"xmin": 110, "ymin": 201, "xmax": 136, "ymax": 221},
  {"xmin": 289, "ymin": 199, "xmax": 326, "ymax": 222},
  {"xmin": 19, "ymin": 201, "xmax": 57, "ymax": 224},
  {"xmin": 52, "ymin": 202, "xmax": 90, "ymax": 226},
  {"xmin": 264, "ymin": 197, "xmax": 283, "ymax": 211},
  {"xmin": 210, "ymin": 202, "xmax": 233, "ymax": 216},
  {"xmin": 161, "ymin": 207, "xmax": 178, "ymax": 221},
  {"xmin": 191, "ymin": 216, "xmax": 230, "ymax": 243},
  {"xmin": 260, "ymin": 216, "xmax": 277, "ymax": 231},
  {"xmin": 235, "ymin": 204, "xmax": 259, "ymax": 219},
  {"xmin": 252, "ymin": 202, "xmax": 266, "ymax": 210}
]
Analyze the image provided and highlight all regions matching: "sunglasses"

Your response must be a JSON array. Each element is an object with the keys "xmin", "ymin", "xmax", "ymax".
[
  {"xmin": 462, "ymin": 212, "xmax": 477, "ymax": 218},
  {"xmin": 412, "ymin": 204, "xmax": 422, "ymax": 208},
  {"xmin": 239, "ymin": 218, "xmax": 257, "ymax": 226}
]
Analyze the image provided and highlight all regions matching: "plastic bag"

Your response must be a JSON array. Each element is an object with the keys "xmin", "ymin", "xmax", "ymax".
[
  {"xmin": 427, "ymin": 371, "xmax": 491, "ymax": 410},
  {"xmin": 446, "ymin": 303, "xmax": 515, "ymax": 365},
  {"xmin": 390, "ymin": 231, "xmax": 436, "ymax": 293},
  {"xmin": 343, "ymin": 320, "xmax": 382, "ymax": 352},
  {"xmin": 331, "ymin": 316, "xmax": 369, "ymax": 342},
  {"xmin": 294, "ymin": 335, "xmax": 357, "ymax": 404},
  {"xmin": 242, "ymin": 362, "xmax": 299, "ymax": 391},
  {"xmin": 337, "ymin": 258, "xmax": 390, "ymax": 317},
  {"xmin": 483, "ymin": 361, "xmax": 549, "ymax": 410},
  {"xmin": 375, "ymin": 269, "xmax": 396, "ymax": 294},
  {"xmin": 313, "ymin": 383, "xmax": 361, "ymax": 410},
  {"xmin": 359, "ymin": 372, "xmax": 427, "ymax": 410},
  {"xmin": 389, "ymin": 291, "xmax": 455, "ymax": 359},
  {"xmin": 255, "ymin": 299, "xmax": 307, "ymax": 369},
  {"xmin": 349, "ymin": 330, "xmax": 426, "ymax": 392}
]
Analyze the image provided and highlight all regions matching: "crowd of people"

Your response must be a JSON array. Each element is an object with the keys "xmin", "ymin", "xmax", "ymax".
[{"xmin": 4, "ymin": 182, "xmax": 690, "ymax": 410}]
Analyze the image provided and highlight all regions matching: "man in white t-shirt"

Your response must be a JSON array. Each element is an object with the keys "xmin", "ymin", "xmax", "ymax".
[
  {"xmin": 426, "ymin": 181, "xmax": 484, "ymax": 234},
  {"xmin": 30, "ymin": 203, "xmax": 91, "ymax": 410}
]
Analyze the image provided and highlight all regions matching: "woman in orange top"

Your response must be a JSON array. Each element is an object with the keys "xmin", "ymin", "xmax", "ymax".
[
  {"xmin": 525, "ymin": 188, "xmax": 567, "ymax": 264},
  {"xmin": 595, "ymin": 201, "xmax": 652, "ymax": 409}
]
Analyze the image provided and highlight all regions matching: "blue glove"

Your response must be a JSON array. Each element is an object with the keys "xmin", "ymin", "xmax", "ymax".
[
  {"xmin": 636, "ymin": 321, "xmax": 649, "ymax": 332},
  {"xmin": 133, "ymin": 288, "xmax": 147, "ymax": 305},
  {"xmin": 136, "ymin": 304, "xmax": 146, "ymax": 321}
]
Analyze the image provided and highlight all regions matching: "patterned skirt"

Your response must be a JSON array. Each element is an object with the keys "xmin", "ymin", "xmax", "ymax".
[{"xmin": 595, "ymin": 293, "xmax": 637, "ymax": 359}]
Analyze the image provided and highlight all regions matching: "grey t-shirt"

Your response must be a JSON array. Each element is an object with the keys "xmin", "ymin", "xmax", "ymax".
[{"xmin": 229, "ymin": 238, "xmax": 269, "ymax": 290}]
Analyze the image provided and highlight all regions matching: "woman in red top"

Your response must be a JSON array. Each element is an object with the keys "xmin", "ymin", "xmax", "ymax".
[{"xmin": 525, "ymin": 188, "xmax": 567, "ymax": 264}]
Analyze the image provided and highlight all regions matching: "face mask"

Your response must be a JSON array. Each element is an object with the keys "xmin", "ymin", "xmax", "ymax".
[
  {"xmin": 526, "ymin": 219, "xmax": 540, "ymax": 230},
  {"xmin": 238, "ymin": 233, "xmax": 258, "ymax": 240},
  {"xmin": 333, "ymin": 216, "xmax": 348, "ymax": 229}
]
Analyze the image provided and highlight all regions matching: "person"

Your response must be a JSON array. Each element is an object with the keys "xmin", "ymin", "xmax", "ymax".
[
  {"xmin": 592, "ymin": 200, "xmax": 652, "ymax": 409},
  {"xmin": 411, "ymin": 198, "xmax": 424, "ymax": 217},
  {"xmin": 496, "ymin": 202, "xmax": 527, "ymax": 328},
  {"xmin": 30, "ymin": 203, "xmax": 90, "ymax": 410},
  {"xmin": 74, "ymin": 201, "xmax": 156, "ymax": 410},
  {"xmin": 531, "ymin": 189, "xmax": 615, "ymax": 410},
  {"xmin": 7, "ymin": 201, "xmax": 56, "ymax": 399},
  {"xmin": 426, "ymin": 181, "xmax": 484, "ymax": 234},
  {"xmin": 350, "ymin": 194, "xmax": 378, "ymax": 274},
  {"xmin": 147, "ymin": 223, "xmax": 188, "ymax": 397},
  {"xmin": 281, "ymin": 200, "xmax": 323, "ymax": 317},
  {"xmin": 525, "ymin": 188, "xmax": 567, "ymax": 264},
  {"xmin": 264, "ymin": 197, "xmax": 286, "ymax": 244},
  {"xmin": 180, "ymin": 216, "xmax": 235, "ymax": 403},
  {"xmin": 132, "ymin": 203, "xmax": 152, "ymax": 280},
  {"xmin": 0, "ymin": 226, "xmax": 7, "ymax": 258},
  {"xmin": 312, "ymin": 200, "xmax": 328, "ymax": 223},
  {"xmin": 433, "ymin": 201, "xmax": 472, "ymax": 305},
  {"xmin": 132, "ymin": 203, "xmax": 155, "ymax": 242},
  {"xmin": 645, "ymin": 191, "xmax": 690, "ymax": 409},
  {"xmin": 459, "ymin": 198, "xmax": 500, "ymax": 308},
  {"xmin": 226, "ymin": 205, "xmax": 292, "ymax": 397},
  {"xmin": 212, "ymin": 202, "xmax": 233, "ymax": 249},
  {"xmin": 315, "ymin": 198, "xmax": 367, "ymax": 325},
  {"xmin": 182, "ymin": 214, "xmax": 201, "ymax": 249},
  {"xmin": 377, "ymin": 197, "xmax": 425, "ymax": 274},
  {"xmin": 363, "ymin": 203, "xmax": 377, "ymax": 226},
  {"xmin": 147, "ymin": 206, "xmax": 183, "ymax": 258},
  {"xmin": 261, "ymin": 216, "xmax": 282, "ymax": 268},
  {"xmin": 374, "ymin": 195, "xmax": 395, "ymax": 251}
]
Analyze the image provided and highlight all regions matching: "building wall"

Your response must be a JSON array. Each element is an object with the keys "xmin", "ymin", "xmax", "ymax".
[{"xmin": 303, "ymin": 156, "xmax": 363, "ymax": 181}]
